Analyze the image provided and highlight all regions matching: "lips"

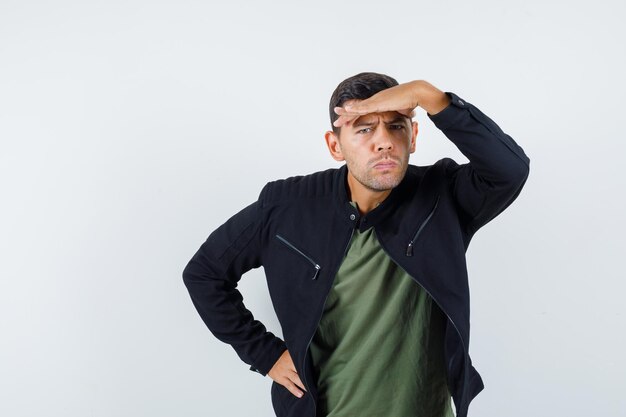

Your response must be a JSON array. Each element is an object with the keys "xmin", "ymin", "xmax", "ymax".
[{"xmin": 373, "ymin": 160, "xmax": 398, "ymax": 169}]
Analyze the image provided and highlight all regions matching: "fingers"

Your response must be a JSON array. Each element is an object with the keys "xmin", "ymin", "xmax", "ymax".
[
  {"xmin": 333, "ymin": 106, "xmax": 366, "ymax": 127},
  {"xmin": 290, "ymin": 369, "xmax": 307, "ymax": 392},
  {"xmin": 333, "ymin": 114, "xmax": 358, "ymax": 128},
  {"xmin": 281, "ymin": 370, "xmax": 306, "ymax": 398},
  {"xmin": 333, "ymin": 106, "xmax": 416, "ymax": 128},
  {"xmin": 284, "ymin": 368, "xmax": 306, "ymax": 398},
  {"xmin": 283, "ymin": 378, "xmax": 305, "ymax": 398},
  {"xmin": 333, "ymin": 106, "xmax": 363, "ymax": 118},
  {"xmin": 268, "ymin": 350, "xmax": 307, "ymax": 399},
  {"xmin": 343, "ymin": 103, "xmax": 373, "ymax": 114}
]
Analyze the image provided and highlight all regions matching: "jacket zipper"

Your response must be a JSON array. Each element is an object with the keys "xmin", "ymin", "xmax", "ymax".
[
  {"xmin": 406, "ymin": 194, "xmax": 440, "ymax": 256},
  {"xmin": 301, "ymin": 225, "xmax": 356, "ymax": 416},
  {"xmin": 376, "ymin": 230, "xmax": 468, "ymax": 408},
  {"xmin": 275, "ymin": 234, "xmax": 321, "ymax": 280}
]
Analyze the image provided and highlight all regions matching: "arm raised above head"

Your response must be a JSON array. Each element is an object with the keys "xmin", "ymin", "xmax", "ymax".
[{"xmin": 428, "ymin": 91, "xmax": 530, "ymax": 235}]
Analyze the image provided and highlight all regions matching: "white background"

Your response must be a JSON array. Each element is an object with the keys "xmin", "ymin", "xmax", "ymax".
[{"xmin": 1, "ymin": 1, "xmax": 624, "ymax": 416}]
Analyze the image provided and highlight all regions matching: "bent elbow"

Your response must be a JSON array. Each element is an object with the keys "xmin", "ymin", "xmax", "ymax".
[
  {"xmin": 181, "ymin": 259, "xmax": 198, "ymax": 288},
  {"xmin": 505, "ymin": 155, "xmax": 530, "ymax": 189}
]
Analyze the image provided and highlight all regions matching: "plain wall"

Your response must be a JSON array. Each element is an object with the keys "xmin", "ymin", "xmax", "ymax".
[{"xmin": 1, "ymin": 0, "xmax": 624, "ymax": 416}]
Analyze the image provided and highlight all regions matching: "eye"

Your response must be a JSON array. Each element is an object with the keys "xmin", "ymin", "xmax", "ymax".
[
  {"xmin": 390, "ymin": 124, "xmax": 404, "ymax": 130},
  {"xmin": 357, "ymin": 127, "xmax": 372, "ymax": 134}
]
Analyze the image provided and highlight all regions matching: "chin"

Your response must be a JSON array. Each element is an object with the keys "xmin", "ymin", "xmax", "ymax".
[
  {"xmin": 374, "ymin": 166, "xmax": 405, "ymax": 182},
  {"xmin": 367, "ymin": 174, "xmax": 403, "ymax": 191}
]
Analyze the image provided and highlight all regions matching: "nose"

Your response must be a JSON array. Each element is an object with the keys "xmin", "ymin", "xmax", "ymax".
[{"xmin": 375, "ymin": 129, "xmax": 394, "ymax": 152}]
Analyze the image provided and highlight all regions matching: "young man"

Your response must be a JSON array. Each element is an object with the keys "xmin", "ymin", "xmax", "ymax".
[{"xmin": 182, "ymin": 72, "xmax": 530, "ymax": 417}]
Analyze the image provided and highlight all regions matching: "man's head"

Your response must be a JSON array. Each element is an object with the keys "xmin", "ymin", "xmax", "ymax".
[
  {"xmin": 328, "ymin": 72, "xmax": 401, "ymax": 136},
  {"xmin": 325, "ymin": 72, "xmax": 418, "ymax": 193}
]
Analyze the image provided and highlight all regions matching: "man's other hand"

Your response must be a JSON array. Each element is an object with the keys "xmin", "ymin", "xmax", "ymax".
[{"xmin": 267, "ymin": 349, "xmax": 307, "ymax": 398}]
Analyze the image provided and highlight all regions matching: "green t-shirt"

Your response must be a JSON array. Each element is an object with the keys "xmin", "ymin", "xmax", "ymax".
[{"xmin": 309, "ymin": 203, "xmax": 454, "ymax": 417}]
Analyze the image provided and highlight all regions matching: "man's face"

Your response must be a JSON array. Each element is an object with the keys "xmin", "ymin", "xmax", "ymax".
[{"xmin": 325, "ymin": 99, "xmax": 418, "ymax": 192}]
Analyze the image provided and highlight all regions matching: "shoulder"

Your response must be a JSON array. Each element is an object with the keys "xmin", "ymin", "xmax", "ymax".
[
  {"xmin": 406, "ymin": 158, "xmax": 457, "ymax": 180},
  {"xmin": 401, "ymin": 159, "xmax": 461, "ymax": 196},
  {"xmin": 257, "ymin": 167, "xmax": 339, "ymax": 206}
]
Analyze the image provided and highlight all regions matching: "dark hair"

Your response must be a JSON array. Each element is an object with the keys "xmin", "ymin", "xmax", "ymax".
[{"xmin": 328, "ymin": 71, "xmax": 399, "ymax": 135}]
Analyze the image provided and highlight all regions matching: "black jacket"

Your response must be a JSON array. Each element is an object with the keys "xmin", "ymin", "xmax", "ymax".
[{"xmin": 182, "ymin": 91, "xmax": 530, "ymax": 417}]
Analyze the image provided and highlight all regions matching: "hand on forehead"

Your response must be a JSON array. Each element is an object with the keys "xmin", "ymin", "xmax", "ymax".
[
  {"xmin": 332, "ymin": 82, "xmax": 420, "ymax": 128},
  {"xmin": 333, "ymin": 102, "xmax": 415, "ymax": 128}
]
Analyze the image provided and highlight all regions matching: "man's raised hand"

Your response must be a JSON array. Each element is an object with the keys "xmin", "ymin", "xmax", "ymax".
[
  {"xmin": 333, "ymin": 79, "xmax": 450, "ymax": 128},
  {"xmin": 332, "ymin": 80, "xmax": 422, "ymax": 128}
]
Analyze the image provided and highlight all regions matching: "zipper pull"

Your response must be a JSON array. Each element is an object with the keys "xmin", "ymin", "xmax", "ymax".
[
  {"xmin": 312, "ymin": 264, "xmax": 321, "ymax": 280},
  {"xmin": 406, "ymin": 242, "xmax": 414, "ymax": 257}
]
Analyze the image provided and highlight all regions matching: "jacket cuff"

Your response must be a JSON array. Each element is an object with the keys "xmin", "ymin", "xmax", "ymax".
[
  {"xmin": 249, "ymin": 335, "xmax": 288, "ymax": 376},
  {"xmin": 427, "ymin": 92, "xmax": 469, "ymax": 130}
]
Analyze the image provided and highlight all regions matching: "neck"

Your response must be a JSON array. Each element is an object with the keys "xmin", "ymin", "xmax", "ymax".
[{"xmin": 346, "ymin": 171, "xmax": 392, "ymax": 215}]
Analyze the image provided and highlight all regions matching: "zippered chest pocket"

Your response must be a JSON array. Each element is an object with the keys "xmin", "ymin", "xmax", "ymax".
[
  {"xmin": 406, "ymin": 194, "xmax": 440, "ymax": 257},
  {"xmin": 275, "ymin": 234, "xmax": 322, "ymax": 280}
]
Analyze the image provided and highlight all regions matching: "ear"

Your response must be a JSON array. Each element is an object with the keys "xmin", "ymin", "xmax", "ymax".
[
  {"xmin": 324, "ymin": 130, "xmax": 345, "ymax": 162},
  {"xmin": 409, "ymin": 121, "xmax": 418, "ymax": 154}
]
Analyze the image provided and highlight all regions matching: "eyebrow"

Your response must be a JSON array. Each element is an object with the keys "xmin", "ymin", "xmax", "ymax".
[{"xmin": 352, "ymin": 115, "xmax": 407, "ymax": 128}]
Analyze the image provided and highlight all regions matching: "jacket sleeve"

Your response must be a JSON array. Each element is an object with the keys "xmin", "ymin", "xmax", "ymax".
[
  {"xmin": 428, "ymin": 91, "xmax": 531, "ymax": 236},
  {"xmin": 182, "ymin": 186, "xmax": 287, "ymax": 376}
]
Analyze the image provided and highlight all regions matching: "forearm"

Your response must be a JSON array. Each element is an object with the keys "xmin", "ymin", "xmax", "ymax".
[{"xmin": 183, "ymin": 258, "xmax": 287, "ymax": 375}]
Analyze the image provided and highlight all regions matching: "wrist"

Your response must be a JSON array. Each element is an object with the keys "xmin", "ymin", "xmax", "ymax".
[{"xmin": 412, "ymin": 80, "xmax": 450, "ymax": 115}]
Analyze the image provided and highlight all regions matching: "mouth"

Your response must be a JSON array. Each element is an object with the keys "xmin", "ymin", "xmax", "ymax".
[{"xmin": 373, "ymin": 160, "xmax": 398, "ymax": 170}]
